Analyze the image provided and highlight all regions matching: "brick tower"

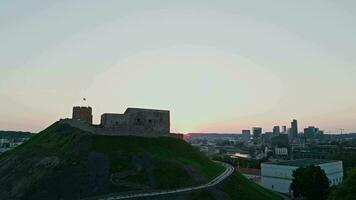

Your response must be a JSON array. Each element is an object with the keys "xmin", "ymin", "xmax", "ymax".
[{"xmin": 72, "ymin": 106, "xmax": 93, "ymax": 124}]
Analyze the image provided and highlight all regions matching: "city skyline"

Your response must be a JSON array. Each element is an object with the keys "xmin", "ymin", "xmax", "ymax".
[{"xmin": 1, "ymin": 1, "xmax": 356, "ymax": 133}]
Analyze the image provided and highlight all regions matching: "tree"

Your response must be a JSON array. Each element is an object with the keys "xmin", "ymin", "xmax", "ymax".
[
  {"xmin": 291, "ymin": 165, "xmax": 330, "ymax": 200},
  {"xmin": 331, "ymin": 168, "xmax": 356, "ymax": 200}
]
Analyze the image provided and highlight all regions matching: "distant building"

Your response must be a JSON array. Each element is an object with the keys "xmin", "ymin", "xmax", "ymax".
[
  {"xmin": 292, "ymin": 144, "xmax": 337, "ymax": 159},
  {"xmin": 281, "ymin": 126, "xmax": 287, "ymax": 134},
  {"xmin": 304, "ymin": 126, "xmax": 324, "ymax": 140},
  {"xmin": 72, "ymin": 106, "xmax": 93, "ymax": 124},
  {"xmin": 316, "ymin": 130, "xmax": 324, "ymax": 140},
  {"xmin": 253, "ymin": 127, "xmax": 262, "ymax": 143},
  {"xmin": 274, "ymin": 147, "xmax": 288, "ymax": 156},
  {"xmin": 273, "ymin": 126, "xmax": 280, "ymax": 136},
  {"xmin": 304, "ymin": 126, "xmax": 318, "ymax": 139},
  {"xmin": 263, "ymin": 132, "xmax": 273, "ymax": 144},
  {"xmin": 271, "ymin": 134, "xmax": 289, "ymax": 148},
  {"xmin": 238, "ymin": 168, "xmax": 261, "ymax": 182},
  {"xmin": 241, "ymin": 130, "xmax": 251, "ymax": 143},
  {"xmin": 290, "ymin": 119, "xmax": 298, "ymax": 139},
  {"xmin": 0, "ymin": 137, "xmax": 31, "ymax": 153},
  {"xmin": 261, "ymin": 159, "xmax": 343, "ymax": 194}
]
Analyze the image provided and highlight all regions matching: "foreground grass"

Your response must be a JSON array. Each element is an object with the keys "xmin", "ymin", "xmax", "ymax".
[
  {"xmin": 92, "ymin": 134, "xmax": 224, "ymax": 190},
  {"xmin": 0, "ymin": 122, "xmax": 281, "ymax": 200},
  {"xmin": 187, "ymin": 171, "xmax": 283, "ymax": 200},
  {"xmin": 222, "ymin": 172, "xmax": 283, "ymax": 200}
]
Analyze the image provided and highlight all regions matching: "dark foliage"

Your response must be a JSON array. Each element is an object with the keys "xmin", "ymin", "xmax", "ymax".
[
  {"xmin": 291, "ymin": 165, "xmax": 330, "ymax": 200},
  {"xmin": 330, "ymin": 168, "xmax": 356, "ymax": 200}
]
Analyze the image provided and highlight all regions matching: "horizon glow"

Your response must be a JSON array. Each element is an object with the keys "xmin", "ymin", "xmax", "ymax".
[{"xmin": 1, "ymin": 1, "xmax": 356, "ymax": 133}]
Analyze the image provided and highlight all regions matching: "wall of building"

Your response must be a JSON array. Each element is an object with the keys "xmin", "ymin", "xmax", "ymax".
[
  {"xmin": 275, "ymin": 147, "xmax": 288, "ymax": 156},
  {"xmin": 101, "ymin": 113, "xmax": 125, "ymax": 129},
  {"xmin": 261, "ymin": 161, "xmax": 343, "ymax": 194},
  {"xmin": 70, "ymin": 106, "xmax": 170, "ymax": 136},
  {"xmin": 60, "ymin": 118, "xmax": 173, "ymax": 138},
  {"xmin": 241, "ymin": 131, "xmax": 251, "ymax": 143},
  {"xmin": 100, "ymin": 108, "xmax": 170, "ymax": 135},
  {"xmin": 261, "ymin": 177, "xmax": 291, "ymax": 194},
  {"xmin": 319, "ymin": 162, "xmax": 344, "ymax": 186}
]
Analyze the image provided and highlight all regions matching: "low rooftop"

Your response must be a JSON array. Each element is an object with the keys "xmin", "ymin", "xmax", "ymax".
[
  {"xmin": 125, "ymin": 107, "xmax": 169, "ymax": 114},
  {"xmin": 266, "ymin": 159, "xmax": 340, "ymax": 167},
  {"xmin": 102, "ymin": 108, "xmax": 170, "ymax": 116}
]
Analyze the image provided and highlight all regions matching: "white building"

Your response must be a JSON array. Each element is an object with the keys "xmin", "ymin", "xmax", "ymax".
[
  {"xmin": 274, "ymin": 147, "xmax": 288, "ymax": 156},
  {"xmin": 261, "ymin": 159, "xmax": 343, "ymax": 194}
]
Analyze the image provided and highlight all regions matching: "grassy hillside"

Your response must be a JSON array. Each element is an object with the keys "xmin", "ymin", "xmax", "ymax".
[
  {"xmin": 0, "ymin": 122, "xmax": 282, "ymax": 200},
  {"xmin": 182, "ymin": 172, "xmax": 282, "ymax": 200},
  {"xmin": 220, "ymin": 172, "xmax": 283, "ymax": 200}
]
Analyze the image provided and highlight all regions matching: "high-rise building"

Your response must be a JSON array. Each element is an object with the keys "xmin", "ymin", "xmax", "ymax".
[
  {"xmin": 253, "ymin": 127, "xmax": 262, "ymax": 142},
  {"xmin": 304, "ymin": 126, "xmax": 324, "ymax": 140},
  {"xmin": 273, "ymin": 126, "xmax": 280, "ymax": 136},
  {"xmin": 241, "ymin": 130, "xmax": 251, "ymax": 143},
  {"xmin": 263, "ymin": 132, "xmax": 273, "ymax": 143},
  {"xmin": 304, "ymin": 126, "xmax": 317, "ymax": 139},
  {"xmin": 290, "ymin": 119, "xmax": 298, "ymax": 139},
  {"xmin": 281, "ymin": 126, "xmax": 287, "ymax": 134}
]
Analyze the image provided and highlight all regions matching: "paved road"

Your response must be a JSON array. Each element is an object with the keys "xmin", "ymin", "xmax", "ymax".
[{"xmin": 97, "ymin": 162, "xmax": 234, "ymax": 200}]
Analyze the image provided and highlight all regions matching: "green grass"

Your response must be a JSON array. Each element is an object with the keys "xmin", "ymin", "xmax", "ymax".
[
  {"xmin": 92, "ymin": 134, "xmax": 224, "ymax": 180},
  {"xmin": 92, "ymin": 134, "xmax": 224, "ymax": 190},
  {"xmin": 2, "ymin": 122, "xmax": 223, "ymax": 192},
  {"xmin": 187, "ymin": 171, "xmax": 283, "ymax": 200},
  {"xmin": 189, "ymin": 190, "xmax": 215, "ymax": 200},
  {"xmin": 221, "ymin": 172, "xmax": 283, "ymax": 200}
]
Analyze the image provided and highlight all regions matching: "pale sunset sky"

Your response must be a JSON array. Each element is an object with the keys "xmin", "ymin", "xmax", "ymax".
[{"xmin": 1, "ymin": 0, "xmax": 356, "ymax": 133}]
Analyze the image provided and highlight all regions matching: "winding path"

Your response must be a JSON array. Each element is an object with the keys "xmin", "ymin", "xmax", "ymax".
[{"xmin": 96, "ymin": 162, "xmax": 234, "ymax": 200}]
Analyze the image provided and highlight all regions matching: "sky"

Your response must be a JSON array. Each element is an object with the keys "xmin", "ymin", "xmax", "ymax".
[{"xmin": 1, "ymin": 0, "xmax": 356, "ymax": 133}]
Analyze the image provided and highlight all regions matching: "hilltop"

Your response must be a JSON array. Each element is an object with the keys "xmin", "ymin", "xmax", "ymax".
[{"xmin": 0, "ymin": 122, "xmax": 282, "ymax": 200}]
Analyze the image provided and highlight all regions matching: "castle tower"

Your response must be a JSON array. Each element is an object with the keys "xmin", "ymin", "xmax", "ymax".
[{"xmin": 72, "ymin": 106, "xmax": 93, "ymax": 124}]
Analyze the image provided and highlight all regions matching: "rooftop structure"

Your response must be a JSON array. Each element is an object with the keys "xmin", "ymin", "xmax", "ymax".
[{"xmin": 269, "ymin": 159, "xmax": 337, "ymax": 167}]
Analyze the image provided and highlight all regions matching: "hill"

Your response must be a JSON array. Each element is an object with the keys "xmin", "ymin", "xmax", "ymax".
[{"xmin": 0, "ymin": 122, "xmax": 282, "ymax": 200}]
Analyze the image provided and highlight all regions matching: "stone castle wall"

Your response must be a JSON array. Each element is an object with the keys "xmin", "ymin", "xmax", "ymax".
[
  {"xmin": 59, "ymin": 118, "xmax": 179, "ymax": 139},
  {"xmin": 72, "ymin": 106, "xmax": 92, "ymax": 124},
  {"xmin": 100, "ymin": 108, "xmax": 170, "ymax": 135},
  {"xmin": 69, "ymin": 106, "xmax": 171, "ymax": 137}
]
